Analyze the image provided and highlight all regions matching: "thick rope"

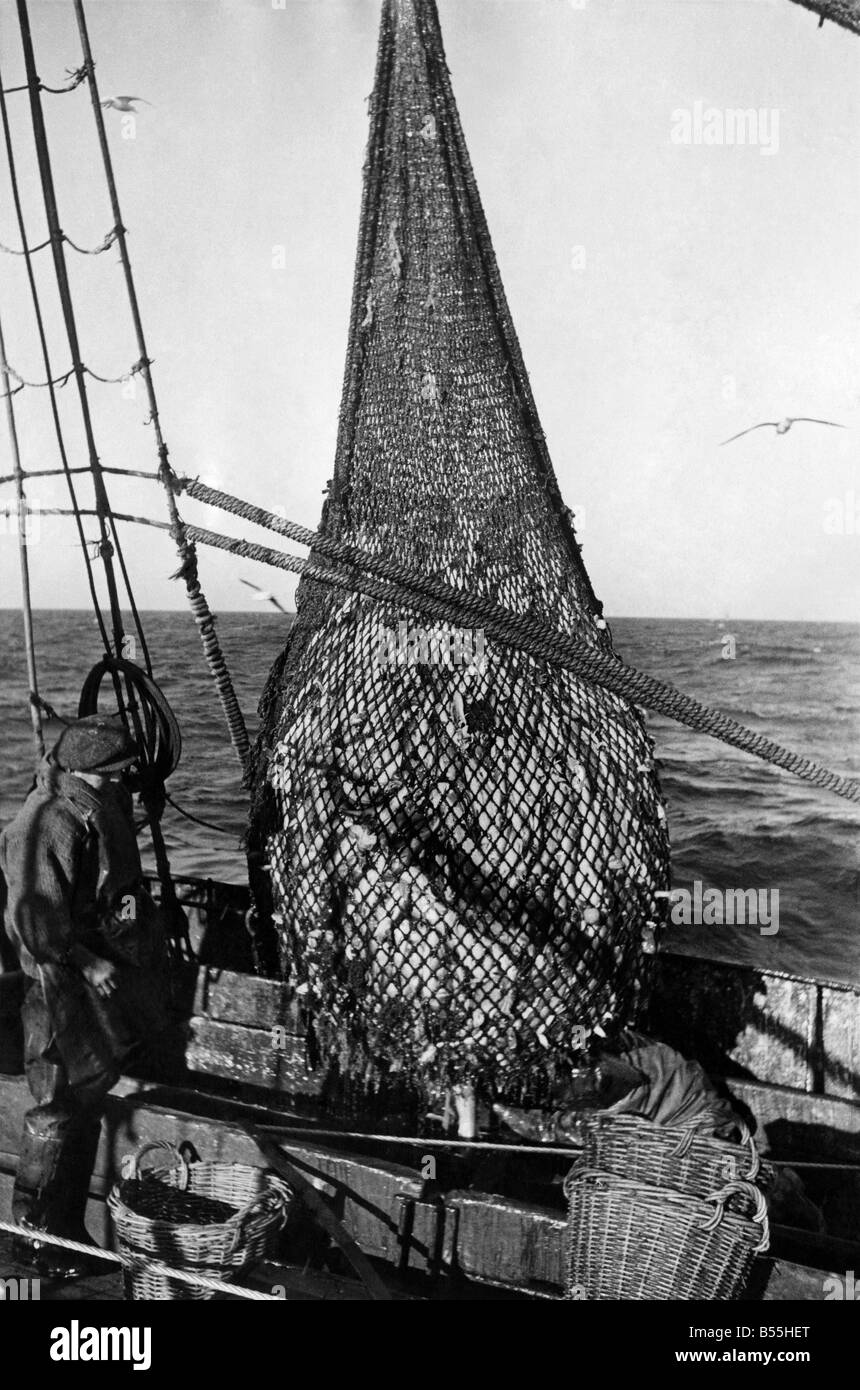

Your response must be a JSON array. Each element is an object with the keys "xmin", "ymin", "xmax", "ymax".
[
  {"xmin": 170, "ymin": 543, "xmax": 251, "ymax": 769},
  {"xmin": 173, "ymin": 480, "xmax": 860, "ymax": 806},
  {"xmin": 0, "ymin": 1219, "xmax": 283, "ymax": 1300}
]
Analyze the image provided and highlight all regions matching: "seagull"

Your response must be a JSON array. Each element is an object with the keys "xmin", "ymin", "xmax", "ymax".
[
  {"xmin": 239, "ymin": 577, "xmax": 287, "ymax": 614},
  {"xmin": 720, "ymin": 417, "xmax": 845, "ymax": 447},
  {"xmin": 101, "ymin": 96, "xmax": 153, "ymax": 112}
]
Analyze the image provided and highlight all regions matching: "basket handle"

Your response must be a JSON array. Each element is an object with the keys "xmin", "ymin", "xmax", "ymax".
[
  {"xmin": 562, "ymin": 1160, "xmax": 598, "ymax": 1201},
  {"xmin": 698, "ymin": 1180, "xmax": 770, "ymax": 1254},
  {"xmin": 223, "ymin": 1186, "xmax": 290, "ymax": 1259},
  {"xmin": 739, "ymin": 1123, "xmax": 761, "ymax": 1181},
  {"xmin": 669, "ymin": 1114, "xmax": 760, "ymax": 1181},
  {"xmin": 130, "ymin": 1140, "xmax": 191, "ymax": 1192}
]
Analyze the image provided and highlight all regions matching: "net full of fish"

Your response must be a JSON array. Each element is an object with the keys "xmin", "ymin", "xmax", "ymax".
[
  {"xmin": 254, "ymin": 590, "xmax": 669, "ymax": 1100},
  {"xmin": 247, "ymin": 0, "xmax": 671, "ymax": 1105}
]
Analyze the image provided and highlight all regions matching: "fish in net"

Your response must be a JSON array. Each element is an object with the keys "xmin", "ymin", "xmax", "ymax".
[{"xmin": 247, "ymin": 0, "xmax": 670, "ymax": 1107}]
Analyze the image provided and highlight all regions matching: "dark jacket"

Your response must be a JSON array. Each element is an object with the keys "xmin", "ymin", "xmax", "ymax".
[{"xmin": 0, "ymin": 757, "xmax": 168, "ymax": 1086}]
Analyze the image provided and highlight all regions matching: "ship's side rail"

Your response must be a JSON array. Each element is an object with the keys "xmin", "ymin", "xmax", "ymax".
[
  {"xmin": 0, "ymin": 1071, "xmax": 849, "ymax": 1301},
  {"xmin": 1, "ymin": 874, "xmax": 857, "ymax": 1298},
  {"xmin": 153, "ymin": 874, "xmax": 860, "ymax": 1105}
]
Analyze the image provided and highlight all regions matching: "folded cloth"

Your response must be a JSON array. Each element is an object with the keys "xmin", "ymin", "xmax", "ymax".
[
  {"xmin": 495, "ymin": 1033, "xmax": 741, "ymax": 1144},
  {"xmin": 600, "ymin": 1032, "xmax": 741, "ymax": 1136}
]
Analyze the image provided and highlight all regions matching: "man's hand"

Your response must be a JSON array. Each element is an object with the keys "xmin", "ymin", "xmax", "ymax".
[{"xmin": 80, "ymin": 955, "xmax": 119, "ymax": 998}]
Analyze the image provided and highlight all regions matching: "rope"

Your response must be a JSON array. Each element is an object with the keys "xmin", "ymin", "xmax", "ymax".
[
  {"xmin": 15, "ymin": 0, "xmax": 150, "ymax": 677},
  {"xmin": 0, "ymin": 466, "xmax": 162, "ymax": 486},
  {"xmin": 62, "ymin": 225, "xmax": 120, "ymax": 256},
  {"xmin": 39, "ymin": 64, "xmax": 88, "ymax": 96},
  {"xmin": 0, "ymin": 360, "xmax": 73, "ymax": 394},
  {"xmin": 0, "ymin": 50, "xmax": 111, "ymax": 654},
  {"xmin": 0, "ymin": 356, "xmax": 147, "ymax": 396},
  {"xmin": 2, "ymin": 66, "xmax": 88, "ymax": 97},
  {"xmin": 0, "ymin": 1219, "xmax": 284, "ymax": 1300},
  {"xmin": 169, "ymin": 543, "xmax": 251, "ymax": 770},
  {"xmin": 0, "ymin": 307, "xmax": 43, "ymax": 760},
  {"xmin": 0, "ymin": 227, "xmax": 118, "ymax": 257},
  {"xmin": 72, "ymin": 0, "xmax": 251, "ymax": 776},
  {"xmin": 184, "ymin": 1122, "xmax": 860, "ymax": 1172},
  {"xmin": 13, "ymin": 0, "xmax": 191, "ymax": 937},
  {"xmin": 256, "ymin": 1122, "xmax": 584, "ymax": 1160},
  {"xmin": 173, "ymin": 480, "xmax": 860, "ymax": 806},
  {"xmin": 85, "ymin": 356, "xmax": 150, "ymax": 385},
  {"xmin": 165, "ymin": 792, "xmax": 238, "ymax": 837},
  {"xmin": 0, "ymin": 466, "xmax": 87, "ymax": 485},
  {"xmin": 0, "ymin": 233, "xmax": 50, "ymax": 256}
]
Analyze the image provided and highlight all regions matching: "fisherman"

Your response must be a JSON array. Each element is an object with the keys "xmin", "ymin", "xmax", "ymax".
[{"xmin": 0, "ymin": 714, "xmax": 172, "ymax": 1278}]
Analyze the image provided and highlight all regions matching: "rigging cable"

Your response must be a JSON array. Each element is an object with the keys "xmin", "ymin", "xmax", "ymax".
[
  {"xmin": 0, "ymin": 225, "xmax": 118, "ymax": 257},
  {"xmin": 164, "ymin": 793, "xmax": 239, "ymax": 838},
  {"xmin": 16, "ymin": 0, "xmax": 151, "ymax": 677},
  {"xmin": 0, "ymin": 306, "xmax": 43, "ymax": 758},
  {"xmin": 15, "ymin": 0, "xmax": 190, "ymax": 953},
  {"xmin": 175, "ymin": 479, "xmax": 860, "ymax": 804},
  {"xmin": 72, "ymin": 0, "xmax": 251, "ymax": 774},
  {"xmin": 45, "ymin": 496, "xmax": 859, "ymax": 806},
  {"xmin": 0, "ymin": 59, "xmax": 111, "ymax": 655}
]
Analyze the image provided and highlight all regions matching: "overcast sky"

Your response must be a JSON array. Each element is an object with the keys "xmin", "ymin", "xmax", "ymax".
[{"xmin": 0, "ymin": 0, "xmax": 858, "ymax": 620}]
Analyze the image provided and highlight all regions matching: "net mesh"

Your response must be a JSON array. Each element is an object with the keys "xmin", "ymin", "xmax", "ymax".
[{"xmin": 247, "ymin": 0, "xmax": 670, "ymax": 1105}]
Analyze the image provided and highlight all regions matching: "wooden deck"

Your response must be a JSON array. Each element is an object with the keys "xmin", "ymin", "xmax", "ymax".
[
  {"xmin": 0, "ymin": 1066, "xmax": 854, "ymax": 1300},
  {"xmin": 1, "ymin": 878, "xmax": 857, "ymax": 1301}
]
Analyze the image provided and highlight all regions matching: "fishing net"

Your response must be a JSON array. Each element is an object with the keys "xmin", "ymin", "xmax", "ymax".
[{"xmin": 247, "ymin": 0, "xmax": 670, "ymax": 1106}]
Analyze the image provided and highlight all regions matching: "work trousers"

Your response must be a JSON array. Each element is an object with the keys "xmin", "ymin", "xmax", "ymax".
[{"xmin": 12, "ymin": 980, "xmax": 119, "ymax": 1238}]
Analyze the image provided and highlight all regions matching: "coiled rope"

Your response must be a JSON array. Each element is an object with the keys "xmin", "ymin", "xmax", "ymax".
[
  {"xmin": 172, "ymin": 477, "xmax": 860, "ymax": 806},
  {"xmin": 0, "ymin": 1219, "xmax": 283, "ymax": 1300}
]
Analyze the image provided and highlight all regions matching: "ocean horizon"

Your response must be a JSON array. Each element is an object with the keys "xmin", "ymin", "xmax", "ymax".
[{"xmin": 1, "ymin": 609, "xmax": 857, "ymax": 987}]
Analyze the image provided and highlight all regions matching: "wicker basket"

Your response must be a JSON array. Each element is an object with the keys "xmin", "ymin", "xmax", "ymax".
[
  {"xmin": 578, "ymin": 1112, "xmax": 772, "ymax": 1211},
  {"xmin": 108, "ymin": 1141, "xmax": 292, "ymax": 1300},
  {"xmin": 564, "ymin": 1164, "xmax": 769, "ymax": 1301}
]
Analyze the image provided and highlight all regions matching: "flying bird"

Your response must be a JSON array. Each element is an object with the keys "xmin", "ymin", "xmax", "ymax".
[
  {"xmin": 720, "ymin": 417, "xmax": 846, "ymax": 447},
  {"xmin": 101, "ymin": 96, "xmax": 153, "ymax": 112},
  {"xmin": 240, "ymin": 577, "xmax": 287, "ymax": 614}
]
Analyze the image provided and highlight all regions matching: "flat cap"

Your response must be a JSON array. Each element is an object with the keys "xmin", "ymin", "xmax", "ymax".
[{"xmin": 53, "ymin": 714, "xmax": 139, "ymax": 773}]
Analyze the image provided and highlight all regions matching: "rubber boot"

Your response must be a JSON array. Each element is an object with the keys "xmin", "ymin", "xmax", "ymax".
[
  {"xmin": 54, "ymin": 1115, "xmax": 115, "ymax": 1277},
  {"xmin": 11, "ymin": 1111, "xmax": 66, "ymax": 1230},
  {"xmin": 11, "ymin": 1110, "xmax": 106, "ymax": 1281}
]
